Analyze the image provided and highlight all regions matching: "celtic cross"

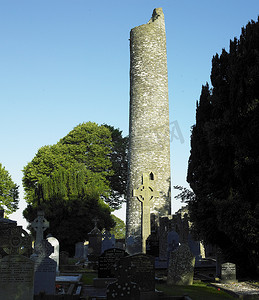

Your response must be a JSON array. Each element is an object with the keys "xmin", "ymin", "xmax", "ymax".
[
  {"xmin": 133, "ymin": 172, "xmax": 159, "ymax": 253},
  {"xmin": 31, "ymin": 211, "xmax": 49, "ymax": 247}
]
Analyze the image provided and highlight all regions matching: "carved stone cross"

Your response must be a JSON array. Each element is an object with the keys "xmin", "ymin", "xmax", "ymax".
[
  {"xmin": 31, "ymin": 211, "xmax": 49, "ymax": 247},
  {"xmin": 133, "ymin": 172, "xmax": 159, "ymax": 253}
]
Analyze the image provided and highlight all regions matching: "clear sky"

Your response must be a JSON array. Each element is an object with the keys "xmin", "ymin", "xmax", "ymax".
[{"xmin": 1, "ymin": 0, "xmax": 259, "ymax": 229}]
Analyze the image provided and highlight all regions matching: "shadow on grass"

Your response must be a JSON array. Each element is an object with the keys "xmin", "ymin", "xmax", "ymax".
[{"xmin": 156, "ymin": 282, "xmax": 236, "ymax": 300}]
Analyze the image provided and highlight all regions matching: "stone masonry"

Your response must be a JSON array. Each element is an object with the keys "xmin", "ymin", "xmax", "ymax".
[{"xmin": 126, "ymin": 8, "xmax": 171, "ymax": 254}]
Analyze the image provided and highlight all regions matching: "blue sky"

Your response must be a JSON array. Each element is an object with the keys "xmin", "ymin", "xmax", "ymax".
[{"xmin": 1, "ymin": 0, "xmax": 259, "ymax": 229}]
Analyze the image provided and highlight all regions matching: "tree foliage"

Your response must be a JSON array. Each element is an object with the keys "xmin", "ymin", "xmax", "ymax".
[
  {"xmin": 110, "ymin": 215, "xmax": 126, "ymax": 239},
  {"xmin": 187, "ymin": 18, "xmax": 259, "ymax": 275},
  {"xmin": 0, "ymin": 163, "xmax": 19, "ymax": 215},
  {"xmin": 22, "ymin": 122, "xmax": 127, "ymax": 253}
]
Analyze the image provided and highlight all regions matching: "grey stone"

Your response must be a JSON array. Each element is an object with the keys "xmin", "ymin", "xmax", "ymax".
[
  {"xmin": 107, "ymin": 280, "xmax": 140, "ymax": 300},
  {"xmin": 0, "ymin": 254, "xmax": 34, "ymax": 300},
  {"xmin": 102, "ymin": 231, "xmax": 115, "ymax": 253},
  {"xmin": 33, "ymin": 256, "xmax": 56, "ymax": 295},
  {"xmin": 126, "ymin": 7, "xmax": 171, "ymax": 254},
  {"xmin": 115, "ymin": 253, "xmax": 155, "ymax": 292},
  {"xmin": 167, "ymin": 230, "xmax": 180, "ymax": 253},
  {"xmin": 60, "ymin": 251, "xmax": 69, "ymax": 265},
  {"xmin": 31, "ymin": 239, "xmax": 56, "ymax": 295},
  {"xmin": 221, "ymin": 262, "xmax": 237, "ymax": 283},
  {"xmin": 31, "ymin": 211, "xmax": 49, "ymax": 247},
  {"xmin": 47, "ymin": 235, "xmax": 59, "ymax": 273},
  {"xmin": 167, "ymin": 244, "xmax": 195, "ymax": 286},
  {"xmin": 98, "ymin": 248, "xmax": 128, "ymax": 278},
  {"xmin": 88, "ymin": 225, "xmax": 102, "ymax": 257},
  {"xmin": 158, "ymin": 216, "xmax": 173, "ymax": 260},
  {"xmin": 74, "ymin": 242, "xmax": 85, "ymax": 258}
]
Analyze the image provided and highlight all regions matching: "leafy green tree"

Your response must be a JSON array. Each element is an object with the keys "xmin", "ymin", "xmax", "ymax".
[
  {"xmin": 0, "ymin": 163, "xmax": 19, "ymax": 215},
  {"xmin": 103, "ymin": 125, "xmax": 128, "ymax": 209},
  {"xmin": 22, "ymin": 122, "xmax": 127, "ymax": 252},
  {"xmin": 110, "ymin": 215, "xmax": 126, "ymax": 239},
  {"xmin": 187, "ymin": 18, "xmax": 259, "ymax": 276}
]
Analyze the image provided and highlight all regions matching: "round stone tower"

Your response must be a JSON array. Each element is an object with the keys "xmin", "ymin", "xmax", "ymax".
[{"xmin": 126, "ymin": 8, "xmax": 171, "ymax": 254}]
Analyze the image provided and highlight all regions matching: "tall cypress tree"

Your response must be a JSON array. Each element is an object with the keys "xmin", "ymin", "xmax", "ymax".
[{"xmin": 187, "ymin": 18, "xmax": 259, "ymax": 276}]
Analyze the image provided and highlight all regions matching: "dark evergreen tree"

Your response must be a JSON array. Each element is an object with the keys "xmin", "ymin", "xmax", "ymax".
[{"xmin": 187, "ymin": 18, "xmax": 259, "ymax": 276}]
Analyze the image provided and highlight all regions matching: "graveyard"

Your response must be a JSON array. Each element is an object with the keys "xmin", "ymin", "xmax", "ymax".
[
  {"xmin": 1, "ymin": 206, "xmax": 259, "ymax": 300},
  {"xmin": 1, "ymin": 5, "xmax": 259, "ymax": 300}
]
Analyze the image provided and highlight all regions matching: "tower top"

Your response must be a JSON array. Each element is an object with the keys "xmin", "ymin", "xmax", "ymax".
[{"xmin": 148, "ymin": 8, "xmax": 164, "ymax": 24}]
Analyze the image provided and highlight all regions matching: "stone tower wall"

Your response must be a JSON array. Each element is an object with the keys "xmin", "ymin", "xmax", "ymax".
[{"xmin": 126, "ymin": 8, "xmax": 171, "ymax": 253}]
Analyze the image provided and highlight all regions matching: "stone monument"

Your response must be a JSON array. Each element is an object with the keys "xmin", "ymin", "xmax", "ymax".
[
  {"xmin": 31, "ymin": 211, "xmax": 49, "ymax": 247},
  {"xmin": 0, "ymin": 225, "xmax": 34, "ymax": 300},
  {"xmin": 126, "ymin": 7, "xmax": 171, "ymax": 254}
]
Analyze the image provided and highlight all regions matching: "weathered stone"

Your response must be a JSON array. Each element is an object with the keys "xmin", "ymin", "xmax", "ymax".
[
  {"xmin": 0, "ymin": 254, "xmax": 34, "ymax": 300},
  {"xmin": 98, "ymin": 248, "xmax": 128, "ymax": 278},
  {"xmin": 75, "ymin": 242, "xmax": 85, "ymax": 258},
  {"xmin": 167, "ymin": 244, "xmax": 195, "ymax": 286},
  {"xmin": 114, "ymin": 253, "xmax": 155, "ymax": 292},
  {"xmin": 102, "ymin": 231, "xmax": 116, "ymax": 253},
  {"xmin": 31, "ymin": 239, "xmax": 56, "ymax": 295},
  {"xmin": 31, "ymin": 211, "xmax": 49, "ymax": 247},
  {"xmin": 107, "ymin": 280, "xmax": 140, "ymax": 300},
  {"xmin": 133, "ymin": 173, "xmax": 159, "ymax": 253},
  {"xmin": 221, "ymin": 262, "xmax": 237, "ymax": 283},
  {"xmin": 46, "ymin": 235, "xmax": 59, "ymax": 273},
  {"xmin": 126, "ymin": 7, "xmax": 171, "ymax": 254}
]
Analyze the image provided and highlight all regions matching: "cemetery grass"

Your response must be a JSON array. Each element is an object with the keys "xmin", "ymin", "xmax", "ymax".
[
  {"xmin": 156, "ymin": 281, "xmax": 236, "ymax": 300},
  {"xmin": 81, "ymin": 272, "xmax": 97, "ymax": 285}
]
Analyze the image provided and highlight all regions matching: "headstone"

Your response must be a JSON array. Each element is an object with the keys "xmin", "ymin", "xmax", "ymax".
[
  {"xmin": 158, "ymin": 216, "xmax": 172, "ymax": 260},
  {"xmin": 88, "ymin": 222, "xmax": 102, "ymax": 258},
  {"xmin": 84, "ymin": 242, "xmax": 89, "ymax": 259},
  {"xmin": 115, "ymin": 238, "xmax": 125, "ymax": 250},
  {"xmin": 132, "ymin": 173, "xmax": 159, "ymax": 253},
  {"xmin": 221, "ymin": 262, "xmax": 237, "ymax": 283},
  {"xmin": 167, "ymin": 244, "xmax": 195, "ymax": 286},
  {"xmin": 75, "ymin": 242, "xmax": 85, "ymax": 259},
  {"xmin": 0, "ymin": 254, "xmax": 34, "ymax": 300},
  {"xmin": 188, "ymin": 234, "xmax": 205, "ymax": 261},
  {"xmin": 146, "ymin": 232, "xmax": 159, "ymax": 257},
  {"xmin": 126, "ymin": 7, "xmax": 171, "ymax": 254},
  {"xmin": 0, "ymin": 225, "xmax": 32, "ymax": 257},
  {"xmin": 167, "ymin": 230, "xmax": 179, "ymax": 254},
  {"xmin": 60, "ymin": 251, "xmax": 69, "ymax": 265},
  {"xmin": 115, "ymin": 253, "xmax": 155, "ymax": 292},
  {"xmin": 98, "ymin": 248, "xmax": 128, "ymax": 278},
  {"xmin": 125, "ymin": 236, "xmax": 135, "ymax": 255},
  {"xmin": 47, "ymin": 235, "xmax": 59, "ymax": 273},
  {"xmin": 32, "ymin": 239, "xmax": 56, "ymax": 295},
  {"xmin": 107, "ymin": 280, "xmax": 140, "ymax": 300},
  {"xmin": 102, "ymin": 231, "xmax": 116, "ymax": 253},
  {"xmin": 0, "ymin": 222, "xmax": 34, "ymax": 300},
  {"xmin": 31, "ymin": 211, "xmax": 49, "ymax": 247},
  {"xmin": 88, "ymin": 221, "xmax": 102, "ymax": 269}
]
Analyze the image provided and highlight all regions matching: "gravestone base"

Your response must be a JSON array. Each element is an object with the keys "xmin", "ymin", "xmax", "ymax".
[{"xmin": 93, "ymin": 277, "xmax": 117, "ymax": 288}]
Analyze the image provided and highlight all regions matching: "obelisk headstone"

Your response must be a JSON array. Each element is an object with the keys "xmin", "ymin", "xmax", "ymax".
[{"xmin": 126, "ymin": 7, "xmax": 171, "ymax": 254}]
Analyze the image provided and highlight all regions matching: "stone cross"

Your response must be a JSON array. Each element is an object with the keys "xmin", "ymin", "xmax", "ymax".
[
  {"xmin": 31, "ymin": 211, "xmax": 49, "ymax": 247},
  {"xmin": 133, "ymin": 172, "xmax": 159, "ymax": 253}
]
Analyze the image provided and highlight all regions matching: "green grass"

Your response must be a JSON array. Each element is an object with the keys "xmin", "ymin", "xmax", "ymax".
[
  {"xmin": 156, "ymin": 282, "xmax": 236, "ymax": 300},
  {"xmin": 81, "ymin": 272, "xmax": 98, "ymax": 285}
]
